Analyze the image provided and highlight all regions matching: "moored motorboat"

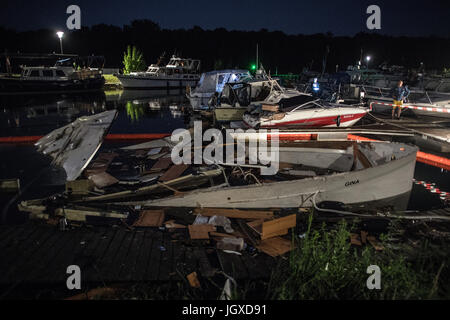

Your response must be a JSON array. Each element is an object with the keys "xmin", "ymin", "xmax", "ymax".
[
  {"xmin": 243, "ymin": 96, "xmax": 369, "ymax": 128},
  {"xmin": 0, "ymin": 65, "xmax": 105, "ymax": 94},
  {"xmin": 116, "ymin": 55, "xmax": 201, "ymax": 89}
]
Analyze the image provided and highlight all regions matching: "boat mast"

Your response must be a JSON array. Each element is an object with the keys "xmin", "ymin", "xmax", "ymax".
[{"xmin": 256, "ymin": 43, "xmax": 259, "ymax": 70}]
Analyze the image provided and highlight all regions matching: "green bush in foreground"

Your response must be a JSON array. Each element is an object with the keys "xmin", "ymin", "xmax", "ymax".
[{"xmin": 267, "ymin": 216, "xmax": 447, "ymax": 300}]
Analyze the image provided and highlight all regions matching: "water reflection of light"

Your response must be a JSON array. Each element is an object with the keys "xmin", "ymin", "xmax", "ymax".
[
  {"xmin": 148, "ymin": 102, "xmax": 161, "ymax": 110},
  {"xmin": 170, "ymin": 110, "xmax": 182, "ymax": 118}
]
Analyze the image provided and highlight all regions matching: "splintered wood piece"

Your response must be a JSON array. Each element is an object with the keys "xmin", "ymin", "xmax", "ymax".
[
  {"xmin": 187, "ymin": 272, "xmax": 201, "ymax": 288},
  {"xmin": 350, "ymin": 233, "xmax": 362, "ymax": 246},
  {"xmin": 257, "ymin": 237, "xmax": 294, "ymax": 257},
  {"xmin": 66, "ymin": 287, "xmax": 118, "ymax": 300},
  {"xmin": 210, "ymin": 231, "xmax": 237, "ymax": 238},
  {"xmin": 164, "ymin": 219, "xmax": 187, "ymax": 229},
  {"xmin": 159, "ymin": 164, "xmax": 189, "ymax": 182},
  {"xmin": 194, "ymin": 208, "xmax": 274, "ymax": 220},
  {"xmin": 66, "ymin": 179, "xmax": 94, "ymax": 195},
  {"xmin": 261, "ymin": 214, "xmax": 296, "ymax": 240},
  {"xmin": 84, "ymin": 152, "xmax": 118, "ymax": 176},
  {"xmin": 188, "ymin": 224, "xmax": 216, "ymax": 240},
  {"xmin": 150, "ymin": 157, "xmax": 172, "ymax": 172},
  {"xmin": 361, "ymin": 231, "xmax": 368, "ymax": 244},
  {"xmin": 367, "ymin": 236, "xmax": 384, "ymax": 251},
  {"xmin": 133, "ymin": 210, "xmax": 165, "ymax": 227},
  {"xmin": 88, "ymin": 172, "xmax": 119, "ymax": 188}
]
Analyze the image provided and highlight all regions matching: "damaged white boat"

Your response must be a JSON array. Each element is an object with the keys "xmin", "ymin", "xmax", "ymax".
[
  {"xmin": 125, "ymin": 140, "xmax": 417, "ymax": 210},
  {"xmin": 188, "ymin": 69, "xmax": 252, "ymax": 110},
  {"xmin": 35, "ymin": 110, "xmax": 117, "ymax": 181}
]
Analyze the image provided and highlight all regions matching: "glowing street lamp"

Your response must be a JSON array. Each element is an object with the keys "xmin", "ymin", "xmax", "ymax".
[
  {"xmin": 56, "ymin": 31, "xmax": 64, "ymax": 54},
  {"xmin": 366, "ymin": 55, "xmax": 371, "ymax": 69}
]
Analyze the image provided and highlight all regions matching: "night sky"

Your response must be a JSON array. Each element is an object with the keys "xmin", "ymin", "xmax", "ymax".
[{"xmin": 1, "ymin": 0, "xmax": 449, "ymax": 37}]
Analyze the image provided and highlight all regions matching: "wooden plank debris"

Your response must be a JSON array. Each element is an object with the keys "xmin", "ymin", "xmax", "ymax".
[
  {"xmin": 261, "ymin": 214, "xmax": 296, "ymax": 240},
  {"xmin": 367, "ymin": 235, "xmax": 384, "ymax": 251},
  {"xmin": 66, "ymin": 287, "xmax": 119, "ymax": 300},
  {"xmin": 88, "ymin": 172, "xmax": 119, "ymax": 188},
  {"xmin": 210, "ymin": 231, "xmax": 237, "ymax": 238},
  {"xmin": 66, "ymin": 179, "xmax": 94, "ymax": 195},
  {"xmin": 361, "ymin": 231, "xmax": 368, "ymax": 244},
  {"xmin": 187, "ymin": 271, "xmax": 201, "ymax": 288},
  {"xmin": 350, "ymin": 233, "xmax": 362, "ymax": 246},
  {"xmin": 164, "ymin": 220, "xmax": 187, "ymax": 229},
  {"xmin": 54, "ymin": 207, "xmax": 128, "ymax": 222},
  {"xmin": 194, "ymin": 208, "xmax": 274, "ymax": 220},
  {"xmin": 188, "ymin": 224, "xmax": 216, "ymax": 240},
  {"xmin": 0, "ymin": 179, "xmax": 20, "ymax": 193},
  {"xmin": 159, "ymin": 164, "xmax": 189, "ymax": 182},
  {"xmin": 84, "ymin": 152, "xmax": 118, "ymax": 176},
  {"xmin": 247, "ymin": 214, "xmax": 296, "ymax": 240},
  {"xmin": 150, "ymin": 157, "xmax": 172, "ymax": 172},
  {"xmin": 257, "ymin": 237, "xmax": 294, "ymax": 257},
  {"xmin": 133, "ymin": 210, "xmax": 165, "ymax": 227}
]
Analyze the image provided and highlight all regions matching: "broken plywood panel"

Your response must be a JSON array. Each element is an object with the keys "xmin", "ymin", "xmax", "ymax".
[
  {"xmin": 88, "ymin": 172, "xmax": 119, "ymax": 188},
  {"xmin": 188, "ymin": 224, "xmax": 216, "ymax": 240},
  {"xmin": 84, "ymin": 152, "xmax": 118, "ymax": 176},
  {"xmin": 350, "ymin": 233, "xmax": 362, "ymax": 246},
  {"xmin": 247, "ymin": 214, "xmax": 296, "ymax": 240},
  {"xmin": 0, "ymin": 179, "xmax": 20, "ymax": 193},
  {"xmin": 257, "ymin": 237, "xmax": 294, "ymax": 257},
  {"xmin": 361, "ymin": 231, "xmax": 368, "ymax": 244},
  {"xmin": 133, "ymin": 210, "xmax": 165, "ymax": 227},
  {"xmin": 187, "ymin": 272, "xmax": 201, "ymax": 288},
  {"xmin": 194, "ymin": 208, "xmax": 274, "ymax": 220},
  {"xmin": 164, "ymin": 220, "xmax": 187, "ymax": 229},
  {"xmin": 247, "ymin": 219, "xmax": 288, "ymax": 239},
  {"xmin": 66, "ymin": 179, "xmax": 94, "ymax": 195},
  {"xmin": 159, "ymin": 164, "xmax": 189, "ymax": 182},
  {"xmin": 367, "ymin": 236, "xmax": 384, "ymax": 251},
  {"xmin": 54, "ymin": 207, "xmax": 128, "ymax": 222},
  {"xmin": 150, "ymin": 157, "xmax": 172, "ymax": 172}
]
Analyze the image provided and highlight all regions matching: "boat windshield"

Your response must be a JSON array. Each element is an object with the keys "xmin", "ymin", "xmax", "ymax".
[{"xmin": 280, "ymin": 95, "xmax": 318, "ymax": 112}]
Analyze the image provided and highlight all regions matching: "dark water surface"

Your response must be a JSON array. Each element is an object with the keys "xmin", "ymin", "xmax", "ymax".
[{"xmin": 0, "ymin": 90, "xmax": 448, "ymax": 224}]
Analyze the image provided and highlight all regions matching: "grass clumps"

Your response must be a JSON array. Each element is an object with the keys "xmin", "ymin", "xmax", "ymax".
[{"xmin": 267, "ymin": 215, "xmax": 448, "ymax": 300}]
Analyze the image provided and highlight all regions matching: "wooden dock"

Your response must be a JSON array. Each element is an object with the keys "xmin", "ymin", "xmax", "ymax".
[{"xmin": 0, "ymin": 222, "xmax": 274, "ymax": 292}]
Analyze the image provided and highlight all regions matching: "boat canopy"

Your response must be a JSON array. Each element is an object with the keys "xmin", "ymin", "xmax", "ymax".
[{"xmin": 195, "ymin": 69, "xmax": 252, "ymax": 94}]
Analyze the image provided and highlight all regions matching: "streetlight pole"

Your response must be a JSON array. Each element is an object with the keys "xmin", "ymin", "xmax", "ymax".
[
  {"xmin": 56, "ymin": 31, "xmax": 64, "ymax": 54},
  {"xmin": 366, "ymin": 56, "xmax": 371, "ymax": 69}
]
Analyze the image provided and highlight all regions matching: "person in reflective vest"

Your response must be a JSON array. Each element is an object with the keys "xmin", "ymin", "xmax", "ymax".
[{"xmin": 391, "ymin": 80, "xmax": 410, "ymax": 119}]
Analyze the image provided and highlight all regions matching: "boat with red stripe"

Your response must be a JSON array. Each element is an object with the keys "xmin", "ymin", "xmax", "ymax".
[{"xmin": 243, "ymin": 97, "xmax": 369, "ymax": 129}]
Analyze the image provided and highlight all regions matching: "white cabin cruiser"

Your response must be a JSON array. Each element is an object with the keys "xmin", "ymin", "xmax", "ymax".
[
  {"xmin": 243, "ymin": 95, "xmax": 369, "ymax": 129},
  {"xmin": 117, "ymin": 55, "xmax": 201, "ymax": 89}
]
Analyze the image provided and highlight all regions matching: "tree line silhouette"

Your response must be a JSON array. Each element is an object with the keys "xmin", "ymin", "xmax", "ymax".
[{"xmin": 1, "ymin": 19, "xmax": 449, "ymax": 74}]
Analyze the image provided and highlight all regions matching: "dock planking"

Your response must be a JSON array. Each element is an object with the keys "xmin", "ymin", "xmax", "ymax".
[{"xmin": 0, "ymin": 221, "xmax": 273, "ymax": 290}]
